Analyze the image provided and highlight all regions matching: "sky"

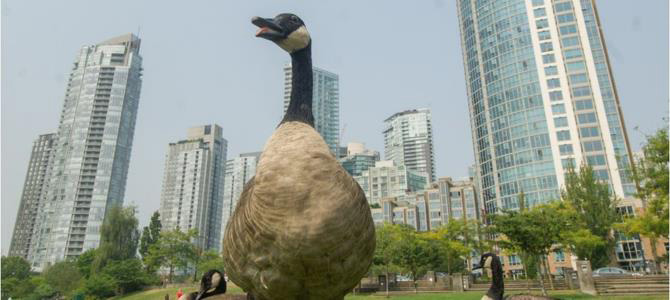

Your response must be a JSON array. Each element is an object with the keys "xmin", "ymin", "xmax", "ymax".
[{"xmin": 1, "ymin": 1, "xmax": 668, "ymax": 255}]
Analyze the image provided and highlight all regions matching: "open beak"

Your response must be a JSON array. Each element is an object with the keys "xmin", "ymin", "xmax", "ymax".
[{"xmin": 252, "ymin": 16, "xmax": 285, "ymax": 41}]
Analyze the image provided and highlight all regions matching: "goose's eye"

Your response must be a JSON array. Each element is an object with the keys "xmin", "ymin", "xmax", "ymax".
[{"xmin": 291, "ymin": 16, "xmax": 298, "ymax": 22}]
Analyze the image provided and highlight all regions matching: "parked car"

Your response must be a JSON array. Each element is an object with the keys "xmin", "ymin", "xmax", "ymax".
[{"xmin": 593, "ymin": 267, "xmax": 644, "ymax": 277}]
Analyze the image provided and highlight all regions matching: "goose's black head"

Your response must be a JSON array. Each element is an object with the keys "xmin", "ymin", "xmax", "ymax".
[
  {"xmin": 195, "ymin": 269, "xmax": 226, "ymax": 300},
  {"xmin": 252, "ymin": 13, "xmax": 311, "ymax": 53},
  {"xmin": 475, "ymin": 252, "xmax": 495, "ymax": 270}
]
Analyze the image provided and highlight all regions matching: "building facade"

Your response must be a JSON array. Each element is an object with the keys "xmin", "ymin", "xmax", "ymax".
[
  {"xmin": 221, "ymin": 151, "xmax": 261, "ymax": 244},
  {"xmin": 338, "ymin": 142, "xmax": 380, "ymax": 177},
  {"xmin": 456, "ymin": 0, "xmax": 635, "ymax": 215},
  {"xmin": 9, "ymin": 133, "xmax": 57, "ymax": 259},
  {"xmin": 383, "ymin": 109, "xmax": 436, "ymax": 183},
  {"xmin": 159, "ymin": 124, "xmax": 227, "ymax": 251},
  {"xmin": 355, "ymin": 160, "xmax": 428, "ymax": 205},
  {"xmin": 283, "ymin": 64, "xmax": 340, "ymax": 155},
  {"xmin": 29, "ymin": 34, "xmax": 143, "ymax": 270}
]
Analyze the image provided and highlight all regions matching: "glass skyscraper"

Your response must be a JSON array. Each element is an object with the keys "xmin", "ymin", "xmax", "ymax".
[
  {"xmin": 30, "ymin": 34, "xmax": 143, "ymax": 270},
  {"xmin": 383, "ymin": 109, "xmax": 436, "ymax": 182},
  {"xmin": 457, "ymin": 0, "xmax": 635, "ymax": 214},
  {"xmin": 283, "ymin": 64, "xmax": 340, "ymax": 155}
]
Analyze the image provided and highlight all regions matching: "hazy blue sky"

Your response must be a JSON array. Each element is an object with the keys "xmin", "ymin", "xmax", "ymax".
[{"xmin": 2, "ymin": 1, "xmax": 668, "ymax": 255}]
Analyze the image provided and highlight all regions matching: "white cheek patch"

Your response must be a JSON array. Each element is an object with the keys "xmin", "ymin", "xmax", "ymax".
[
  {"xmin": 211, "ymin": 273, "xmax": 221, "ymax": 289},
  {"xmin": 278, "ymin": 26, "xmax": 310, "ymax": 53}
]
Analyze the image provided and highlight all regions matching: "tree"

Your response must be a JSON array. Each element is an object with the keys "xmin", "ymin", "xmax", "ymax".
[
  {"xmin": 196, "ymin": 250, "xmax": 226, "ymax": 279},
  {"xmin": 617, "ymin": 127, "xmax": 669, "ymax": 273},
  {"xmin": 1, "ymin": 256, "xmax": 31, "ymax": 280},
  {"xmin": 490, "ymin": 202, "xmax": 570, "ymax": 296},
  {"xmin": 43, "ymin": 260, "xmax": 83, "ymax": 298},
  {"xmin": 101, "ymin": 258, "xmax": 149, "ymax": 295},
  {"xmin": 561, "ymin": 164, "xmax": 619, "ymax": 268},
  {"xmin": 84, "ymin": 274, "xmax": 118, "ymax": 299},
  {"xmin": 146, "ymin": 229, "xmax": 198, "ymax": 282},
  {"xmin": 76, "ymin": 249, "xmax": 98, "ymax": 278},
  {"xmin": 93, "ymin": 205, "xmax": 140, "ymax": 272},
  {"xmin": 140, "ymin": 211, "xmax": 162, "ymax": 259},
  {"xmin": 422, "ymin": 221, "xmax": 472, "ymax": 275},
  {"xmin": 391, "ymin": 225, "xmax": 432, "ymax": 294},
  {"xmin": 372, "ymin": 223, "xmax": 400, "ymax": 298}
]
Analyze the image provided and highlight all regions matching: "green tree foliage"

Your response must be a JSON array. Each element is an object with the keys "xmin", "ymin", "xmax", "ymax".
[
  {"xmin": 561, "ymin": 164, "xmax": 619, "ymax": 267},
  {"xmin": 76, "ymin": 249, "xmax": 98, "ymax": 278},
  {"xmin": 196, "ymin": 250, "xmax": 226, "ymax": 279},
  {"xmin": 371, "ymin": 223, "xmax": 401, "ymax": 297},
  {"xmin": 422, "ymin": 220, "xmax": 473, "ymax": 275},
  {"xmin": 391, "ymin": 225, "xmax": 432, "ymax": 293},
  {"xmin": 101, "ymin": 258, "xmax": 149, "ymax": 294},
  {"xmin": 43, "ymin": 260, "xmax": 82, "ymax": 297},
  {"xmin": 146, "ymin": 229, "xmax": 198, "ymax": 282},
  {"xmin": 617, "ymin": 127, "xmax": 669, "ymax": 273},
  {"xmin": 1, "ymin": 256, "xmax": 31, "ymax": 280},
  {"xmin": 84, "ymin": 274, "xmax": 118, "ymax": 299},
  {"xmin": 140, "ymin": 211, "xmax": 162, "ymax": 259},
  {"xmin": 93, "ymin": 205, "xmax": 140, "ymax": 272}
]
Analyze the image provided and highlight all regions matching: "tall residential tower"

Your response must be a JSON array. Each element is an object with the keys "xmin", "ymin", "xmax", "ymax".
[
  {"xmin": 283, "ymin": 64, "xmax": 340, "ymax": 155},
  {"xmin": 159, "ymin": 124, "xmax": 228, "ymax": 251},
  {"xmin": 30, "ymin": 34, "xmax": 143, "ymax": 270},
  {"xmin": 383, "ymin": 109, "xmax": 436, "ymax": 182},
  {"xmin": 456, "ymin": 0, "xmax": 635, "ymax": 213}
]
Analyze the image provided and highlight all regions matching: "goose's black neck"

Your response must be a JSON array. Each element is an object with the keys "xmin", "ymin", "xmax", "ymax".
[
  {"xmin": 488, "ymin": 255, "xmax": 505, "ymax": 300},
  {"xmin": 280, "ymin": 43, "xmax": 314, "ymax": 127}
]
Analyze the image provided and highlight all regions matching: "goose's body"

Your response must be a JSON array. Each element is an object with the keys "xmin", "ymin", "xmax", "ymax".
[{"xmin": 222, "ymin": 13, "xmax": 375, "ymax": 300}]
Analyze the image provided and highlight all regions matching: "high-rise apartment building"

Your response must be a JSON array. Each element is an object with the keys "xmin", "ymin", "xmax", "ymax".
[
  {"xmin": 354, "ymin": 160, "xmax": 428, "ymax": 205},
  {"xmin": 457, "ymin": 0, "xmax": 635, "ymax": 214},
  {"xmin": 283, "ymin": 64, "xmax": 340, "ymax": 155},
  {"xmin": 338, "ymin": 142, "xmax": 380, "ymax": 177},
  {"xmin": 159, "ymin": 124, "xmax": 227, "ymax": 251},
  {"xmin": 29, "ymin": 34, "xmax": 143, "ymax": 270},
  {"xmin": 9, "ymin": 133, "xmax": 57, "ymax": 259},
  {"xmin": 383, "ymin": 109, "xmax": 436, "ymax": 182},
  {"xmin": 221, "ymin": 151, "xmax": 261, "ymax": 243}
]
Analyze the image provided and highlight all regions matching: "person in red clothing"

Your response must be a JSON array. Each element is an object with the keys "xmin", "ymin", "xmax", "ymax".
[{"xmin": 176, "ymin": 288, "xmax": 183, "ymax": 300}]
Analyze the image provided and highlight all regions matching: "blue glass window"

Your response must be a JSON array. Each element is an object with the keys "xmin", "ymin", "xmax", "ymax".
[
  {"xmin": 560, "ymin": 25, "xmax": 578, "ymax": 35},
  {"xmin": 572, "ymin": 86, "xmax": 591, "ymax": 97},
  {"xmin": 564, "ymin": 48, "xmax": 583, "ymax": 59},
  {"xmin": 547, "ymin": 78, "xmax": 561, "ymax": 88},
  {"xmin": 541, "ymin": 42, "xmax": 553, "ymax": 52},
  {"xmin": 552, "ymin": 104, "xmax": 565, "ymax": 114},
  {"xmin": 556, "ymin": 13, "xmax": 575, "ymax": 24},
  {"xmin": 566, "ymin": 61, "xmax": 586, "ymax": 72},
  {"xmin": 559, "ymin": 144, "xmax": 573, "ymax": 155},
  {"xmin": 569, "ymin": 73, "xmax": 589, "ymax": 84},
  {"xmin": 538, "ymin": 31, "xmax": 551, "ymax": 41},
  {"xmin": 577, "ymin": 112, "xmax": 597, "ymax": 124},
  {"xmin": 545, "ymin": 66, "xmax": 558, "ymax": 76},
  {"xmin": 587, "ymin": 155, "xmax": 607, "ymax": 166},
  {"xmin": 554, "ymin": 117, "xmax": 568, "ymax": 127},
  {"xmin": 579, "ymin": 127, "xmax": 600, "ymax": 138},
  {"xmin": 562, "ymin": 36, "xmax": 580, "ymax": 47},
  {"xmin": 543, "ymin": 54, "xmax": 556, "ymax": 64},
  {"xmin": 549, "ymin": 91, "xmax": 563, "ymax": 101},
  {"xmin": 557, "ymin": 130, "xmax": 571, "ymax": 141},
  {"xmin": 575, "ymin": 99, "xmax": 593, "ymax": 110},
  {"xmin": 554, "ymin": 1, "xmax": 573, "ymax": 12},
  {"xmin": 593, "ymin": 169, "xmax": 609, "ymax": 180},
  {"xmin": 532, "ymin": 0, "xmax": 544, "ymax": 6},
  {"xmin": 536, "ymin": 19, "xmax": 549, "ymax": 30},
  {"xmin": 562, "ymin": 158, "xmax": 576, "ymax": 168},
  {"xmin": 583, "ymin": 140, "xmax": 603, "ymax": 152},
  {"xmin": 534, "ymin": 8, "xmax": 547, "ymax": 17}
]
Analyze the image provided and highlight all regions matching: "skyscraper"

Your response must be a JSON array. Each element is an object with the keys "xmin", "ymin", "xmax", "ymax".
[
  {"xmin": 456, "ymin": 0, "xmax": 635, "ymax": 214},
  {"xmin": 29, "ymin": 34, "xmax": 143, "ymax": 270},
  {"xmin": 383, "ymin": 109, "xmax": 436, "ymax": 182},
  {"xmin": 159, "ymin": 124, "xmax": 227, "ymax": 251},
  {"xmin": 354, "ymin": 160, "xmax": 428, "ymax": 205},
  {"xmin": 221, "ymin": 151, "xmax": 261, "ymax": 243},
  {"xmin": 283, "ymin": 64, "xmax": 340, "ymax": 155},
  {"xmin": 9, "ymin": 133, "xmax": 56, "ymax": 260},
  {"xmin": 338, "ymin": 142, "xmax": 380, "ymax": 177}
]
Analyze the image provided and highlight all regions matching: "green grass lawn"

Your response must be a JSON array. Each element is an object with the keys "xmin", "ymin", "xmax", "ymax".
[{"xmin": 118, "ymin": 286, "xmax": 667, "ymax": 300}]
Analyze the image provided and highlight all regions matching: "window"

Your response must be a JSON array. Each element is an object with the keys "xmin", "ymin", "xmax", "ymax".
[
  {"xmin": 572, "ymin": 86, "xmax": 592, "ymax": 97},
  {"xmin": 538, "ymin": 30, "xmax": 551, "ymax": 41},
  {"xmin": 547, "ymin": 78, "xmax": 561, "ymax": 88},
  {"xmin": 556, "ymin": 13, "xmax": 575, "ymax": 24},
  {"xmin": 583, "ymin": 140, "xmax": 603, "ymax": 152},
  {"xmin": 545, "ymin": 66, "xmax": 558, "ymax": 76},
  {"xmin": 554, "ymin": 1, "xmax": 573, "ymax": 13},
  {"xmin": 560, "ymin": 25, "xmax": 577, "ymax": 35},
  {"xmin": 536, "ymin": 19, "xmax": 549, "ymax": 30},
  {"xmin": 559, "ymin": 144, "xmax": 574, "ymax": 155},
  {"xmin": 569, "ymin": 73, "xmax": 588, "ymax": 84},
  {"xmin": 549, "ymin": 91, "xmax": 563, "ymax": 101},
  {"xmin": 562, "ymin": 158, "xmax": 576, "ymax": 168},
  {"xmin": 554, "ymin": 117, "xmax": 568, "ymax": 127},
  {"xmin": 541, "ymin": 42, "xmax": 553, "ymax": 52},
  {"xmin": 594, "ymin": 169, "xmax": 609, "ymax": 180},
  {"xmin": 564, "ymin": 48, "xmax": 583, "ymax": 59},
  {"xmin": 532, "ymin": 0, "xmax": 544, "ymax": 6},
  {"xmin": 509, "ymin": 255, "xmax": 522, "ymax": 266},
  {"xmin": 552, "ymin": 104, "xmax": 566, "ymax": 114},
  {"xmin": 577, "ymin": 112, "xmax": 597, "ymax": 124},
  {"xmin": 566, "ymin": 61, "xmax": 586, "ymax": 72},
  {"xmin": 557, "ymin": 130, "xmax": 571, "ymax": 141},
  {"xmin": 562, "ymin": 36, "xmax": 580, "ymax": 47},
  {"xmin": 534, "ymin": 8, "xmax": 546, "ymax": 17},
  {"xmin": 579, "ymin": 127, "xmax": 600, "ymax": 138},
  {"xmin": 554, "ymin": 249, "xmax": 565, "ymax": 262},
  {"xmin": 543, "ymin": 54, "xmax": 556, "ymax": 64},
  {"xmin": 575, "ymin": 99, "xmax": 593, "ymax": 110},
  {"xmin": 587, "ymin": 155, "xmax": 606, "ymax": 166}
]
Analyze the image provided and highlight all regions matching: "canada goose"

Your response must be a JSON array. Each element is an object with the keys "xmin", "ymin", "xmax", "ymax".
[
  {"xmin": 222, "ymin": 13, "xmax": 376, "ymax": 300},
  {"xmin": 179, "ymin": 270, "xmax": 227, "ymax": 300},
  {"xmin": 475, "ymin": 253, "xmax": 555, "ymax": 300}
]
